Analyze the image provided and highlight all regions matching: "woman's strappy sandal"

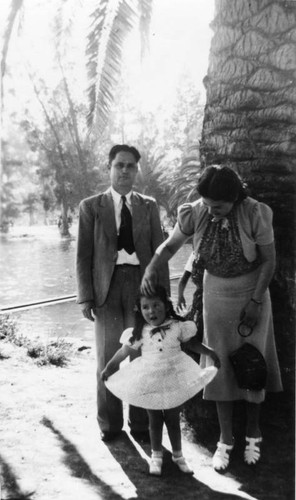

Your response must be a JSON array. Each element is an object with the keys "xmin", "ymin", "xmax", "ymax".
[
  {"xmin": 244, "ymin": 437, "xmax": 262, "ymax": 465},
  {"xmin": 212, "ymin": 441, "xmax": 234, "ymax": 471}
]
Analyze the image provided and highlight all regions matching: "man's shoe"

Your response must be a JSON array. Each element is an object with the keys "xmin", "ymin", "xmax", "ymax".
[
  {"xmin": 100, "ymin": 431, "xmax": 121, "ymax": 442},
  {"xmin": 130, "ymin": 430, "xmax": 150, "ymax": 443}
]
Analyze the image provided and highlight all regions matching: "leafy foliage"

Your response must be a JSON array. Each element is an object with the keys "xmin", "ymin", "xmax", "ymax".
[
  {"xmin": 165, "ymin": 145, "xmax": 201, "ymax": 223},
  {"xmin": 1, "ymin": 0, "xmax": 24, "ymax": 79},
  {"xmin": 0, "ymin": 314, "xmax": 73, "ymax": 367},
  {"xmin": 20, "ymin": 76, "xmax": 108, "ymax": 226},
  {"xmin": 86, "ymin": 0, "xmax": 137, "ymax": 131}
]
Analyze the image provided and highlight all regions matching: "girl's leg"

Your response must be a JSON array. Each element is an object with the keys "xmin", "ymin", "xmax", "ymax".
[
  {"xmin": 147, "ymin": 410, "xmax": 164, "ymax": 452},
  {"xmin": 246, "ymin": 402, "xmax": 261, "ymax": 437},
  {"xmin": 164, "ymin": 407, "xmax": 193, "ymax": 474},
  {"xmin": 216, "ymin": 401, "xmax": 234, "ymax": 444},
  {"xmin": 163, "ymin": 407, "xmax": 182, "ymax": 452},
  {"xmin": 147, "ymin": 410, "xmax": 164, "ymax": 476}
]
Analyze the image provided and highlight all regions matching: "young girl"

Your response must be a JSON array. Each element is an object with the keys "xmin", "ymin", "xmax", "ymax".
[{"xmin": 101, "ymin": 286, "xmax": 220, "ymax": 476}]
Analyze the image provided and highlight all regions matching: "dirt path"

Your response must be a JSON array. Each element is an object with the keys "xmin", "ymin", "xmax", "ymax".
[{"xmin": 0, "ymin": 343, "xmax": 293, "ymax": 500}]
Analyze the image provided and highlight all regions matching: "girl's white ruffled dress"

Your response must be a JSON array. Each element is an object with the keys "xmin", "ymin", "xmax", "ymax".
[{"xmin": 105, "ymin": 320, "xmax": 217, "ymax": 410}]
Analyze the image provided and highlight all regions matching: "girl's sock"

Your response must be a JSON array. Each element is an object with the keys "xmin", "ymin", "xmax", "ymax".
[
  {"xmin": 150, "ymin": 450, "xmax": 163, "ymax": 476},
  {"xmin": 172, "ymin": 450, "xmax": 193, "ymax": 474}
]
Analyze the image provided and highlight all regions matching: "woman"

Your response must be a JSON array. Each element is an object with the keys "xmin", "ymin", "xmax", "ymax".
[{"xmin": 141, "ymin": 165, "xmax": 283, "ymax": 471}]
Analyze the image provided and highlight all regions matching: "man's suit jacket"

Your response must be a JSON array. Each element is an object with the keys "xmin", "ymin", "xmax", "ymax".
[{"xmin": 76, "ymin": 188, "xmax": 169, "ymax": 307}]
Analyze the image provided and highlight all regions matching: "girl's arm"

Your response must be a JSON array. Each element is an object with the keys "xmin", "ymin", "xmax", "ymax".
[
  {"xmin": 186, "ymin": 339, "xmax": 221, "ymax": 368},
  {"xmin": 101, "ymin": 344, "xmax": 135, "ymax": 381}
]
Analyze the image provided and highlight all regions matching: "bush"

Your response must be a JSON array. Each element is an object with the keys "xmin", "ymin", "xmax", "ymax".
[
  {"xmin": 0, "ymin": 314, "xmax": 18, "ymax": 341},
  {"xmin": 27, "ymin": 338, "xmax": 73, "ymax": 367},
  {"xmin": 0, "ymin": 314, "xmax": 73, "ymax": 366}
]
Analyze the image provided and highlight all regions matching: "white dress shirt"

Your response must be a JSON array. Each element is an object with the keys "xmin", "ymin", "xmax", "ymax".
[{"xmin": 110, "ymin": 187, "xmax": 140, "ymax": 265}]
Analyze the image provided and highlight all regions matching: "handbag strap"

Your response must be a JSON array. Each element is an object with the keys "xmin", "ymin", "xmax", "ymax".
[{"xmin": 237, "ymin": 322, "xmax": 253, "ymax": 337}]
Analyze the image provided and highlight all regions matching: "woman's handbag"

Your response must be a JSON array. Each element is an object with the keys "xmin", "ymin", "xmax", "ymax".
[{"xmin": 229, "ymin": 322, "xmax": 267, "ymax": 391}]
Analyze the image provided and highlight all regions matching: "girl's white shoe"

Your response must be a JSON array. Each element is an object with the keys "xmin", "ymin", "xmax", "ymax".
[
  {"xmin": 212, "ymin": 441, "xmax": 234, "ymax": 471},
  {"xmin": 244, "ymin": 436, "xmax": 262, "ymax": 465},
  {"xmin": 149, "ymin": 457, "xmax": 163, "ymax": 475},
  {"xmin": 172, "ymin": 456, "xmax": 193, "ymax": 474}
]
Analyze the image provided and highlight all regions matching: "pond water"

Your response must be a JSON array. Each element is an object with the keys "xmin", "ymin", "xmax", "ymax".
[{"xmin": 0, "ymin": 224, "xmax": 194, "ymax": 342}]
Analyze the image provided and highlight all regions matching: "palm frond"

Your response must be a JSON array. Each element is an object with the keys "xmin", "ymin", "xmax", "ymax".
[
  {"xmin": 52, "ymin": 0, "xmax": 82, "ymax": 53},
  {"xmin": 167, "ymin": 146, "xmax": 202, "ymax": 217},
  {"xmin": 1, "ymin": 0, "xmax": 24, "ymax": 78},
  {"xmin": 86, "ymin": 0, "xmax": 137, "ymax": 132},
  {"xmin": 138, "ymin": 0, "xmax": 154, "ymax": 61}
]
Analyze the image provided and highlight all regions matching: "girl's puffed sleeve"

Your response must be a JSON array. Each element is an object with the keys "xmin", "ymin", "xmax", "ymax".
[
  {"xmin": 178, "ymin": 321, "xmax": 197, "ymax": 343},
  {"xmin": 119, "ymin": 328, "xmax": 142, "ymax": 350},
  {"xmin": 177, "ymin": 203, "xmax": 195, "ymax": 236},
  {"xmin": 251, "ymin": 202, "xmax": 274, "ymax": 245}
]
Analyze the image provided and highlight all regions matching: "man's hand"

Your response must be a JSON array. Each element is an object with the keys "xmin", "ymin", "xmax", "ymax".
[{"xmin": 81, "ymin": 302, "xmax": 95, "ymax": 322}]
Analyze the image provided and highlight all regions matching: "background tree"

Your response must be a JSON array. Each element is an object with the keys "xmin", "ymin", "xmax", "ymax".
[
  {"xmin": 23, "ymin": 192, "xmax": 39, "ymax": 226},
  {"xmin": 40, "ymin": 183, "xmax": 55, "ymax": 225},
  {"xmin": 20, "ymin": 72, "xmax": 108, "ymax": 236},
  {"xmin": 1, "ymin": 113, "xmax": 40, "ymax": 231}
]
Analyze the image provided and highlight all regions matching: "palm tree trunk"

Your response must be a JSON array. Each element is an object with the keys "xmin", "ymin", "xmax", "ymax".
[{"xmin": 200, "ymin": 0, "xmax": 296, "ymax": 391}]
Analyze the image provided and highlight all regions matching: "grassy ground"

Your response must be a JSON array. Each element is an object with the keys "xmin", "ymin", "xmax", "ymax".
[{"xmin": 0, "ymin": 335, "xmax": 294, "ymax": 500}]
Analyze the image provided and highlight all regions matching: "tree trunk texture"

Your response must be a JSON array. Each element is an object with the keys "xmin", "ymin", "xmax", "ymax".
[{"xmin": 200, "ymin": 0, "xmax": 295, "ymax": 392}]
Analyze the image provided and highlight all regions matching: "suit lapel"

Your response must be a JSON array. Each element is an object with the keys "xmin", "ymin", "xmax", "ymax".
[
  {"xmin": 98, "ymin": 190, "xmax": 147, "ymax": 245},
  {"xmin": 132, "ymin": 193, "xmax": 147, "ymax": 244},
  {"xmin": 99, "ymin": 189, "xmax": 117, "ymax": 240}
]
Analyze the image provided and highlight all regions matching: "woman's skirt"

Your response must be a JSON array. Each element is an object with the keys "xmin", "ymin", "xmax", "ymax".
[{"xmin": 200, "ymin": 268, "xmax": 283, "ymax": 403}]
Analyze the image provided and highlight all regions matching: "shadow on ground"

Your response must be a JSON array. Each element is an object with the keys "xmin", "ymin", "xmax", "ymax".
[
  {"xmin": 184, "ymin": 393, "xmax": 295, "ymax": 500},
  {"xmin": 41, "ymin": 417, "xmax": 124, "ymax": 500},
  {"xmin": 0, "ymin": 453, "xmax": 35, "ymax": 500},
  {"xmin": 105, "ymin": 434, "xmax": 255, "ymax": 500}
]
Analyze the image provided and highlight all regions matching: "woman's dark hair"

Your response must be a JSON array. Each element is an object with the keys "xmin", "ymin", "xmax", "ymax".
[
  {"xmin": 197, "ymin": 165, "xmax": 247, "ymax": 203},
  {"xmin": 108, "ymin": 144, "xmax": 141, "ymax": 164},
  {"xmin": 129, "ymin": 285, "xmax": 185, "ymax": 343}
]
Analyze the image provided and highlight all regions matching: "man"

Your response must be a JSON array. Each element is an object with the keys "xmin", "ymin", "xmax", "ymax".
[{"xmin": 76, "ymin": 144, "xmax": 169, "ymax": 442}]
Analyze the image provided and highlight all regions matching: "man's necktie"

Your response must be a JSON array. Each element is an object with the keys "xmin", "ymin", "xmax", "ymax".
[{"xmin": 117, "ymin": 195, "xmax": 135, "ymax": 254}]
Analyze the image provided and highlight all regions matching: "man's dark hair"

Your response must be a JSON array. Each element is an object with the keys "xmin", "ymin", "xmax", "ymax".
[{"xmin": 108, "ymin": 144, "xmax": 141, "ymax": 164}]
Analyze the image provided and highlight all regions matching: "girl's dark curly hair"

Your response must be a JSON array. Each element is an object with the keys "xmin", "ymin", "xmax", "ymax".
[{"xmin": 129, "ymin": 285, "xmax": 185, "ymax": 344}]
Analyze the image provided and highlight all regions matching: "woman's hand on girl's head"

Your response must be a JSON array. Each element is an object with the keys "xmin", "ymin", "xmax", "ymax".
[{"xmin": 141, "ymin": 265, "xmax": 158, "ymax": 295}]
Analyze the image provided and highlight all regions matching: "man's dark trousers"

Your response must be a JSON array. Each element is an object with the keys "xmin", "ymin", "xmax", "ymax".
[{"xmin": 95, "ymin": 265, "xmax": 148, "ymax": 433}]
